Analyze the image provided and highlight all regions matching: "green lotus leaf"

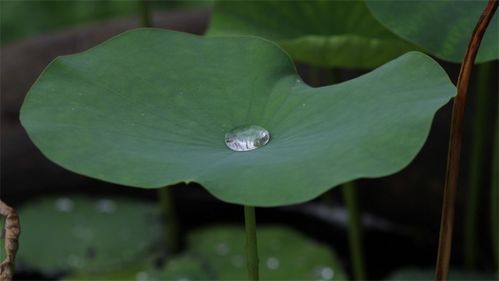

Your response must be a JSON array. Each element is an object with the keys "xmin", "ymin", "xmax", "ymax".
[
  {"xmin": 366, "ymin": 0, "xmax": 499, "ymax": 63},
  {"xmin": 20, "ymin": 28, "xmax": 455, "ymax": 206},
  {"xmin": 207, "ymin": 0, "xmax": 419, "ymax": 69},
  {"xmin": 16, "ymin": 195, "xmax": 162, "ymax": 273},
  {"xmin": 67, "ymin": 225, "xmax": 346, "ymax": 280}
]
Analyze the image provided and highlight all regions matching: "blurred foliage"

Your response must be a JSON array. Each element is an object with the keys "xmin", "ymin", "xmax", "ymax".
[
  {"xmin": 366, "ymin": 0, "xmax": 499, "ymax": 63},
  {"xmin": 208, "ymin": 0, "xmax": 418, "ymax": 69},
  {"xmin": 68, "ymin": 225, "xmax": 347, "ymax": 280},
  {"xmin": 385, "ymin": 268, "xmax": 496, "ymax": 280},
  {"xmin": 16, "ymin": 195, "xmax": 162, "ymax": 273},
  {"xmin": 0, "ymin": 0, "xmax": 212, "ymax": 45}
]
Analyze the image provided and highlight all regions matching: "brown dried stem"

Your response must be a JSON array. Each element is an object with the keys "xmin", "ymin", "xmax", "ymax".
[
  {"xmin": 0, "ymin": 200, "xmax": 20, "ymax": 281},
  {"xmin": 435, "ymin": 1, "xmax": 498, "ymax": 280}
]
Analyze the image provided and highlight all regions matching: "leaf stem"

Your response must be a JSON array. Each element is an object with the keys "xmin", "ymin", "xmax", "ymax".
[
  {"xmin": 435, "ymin": 1, "xmax": 498, "ymax": 280},
  {"xmin": 342, "ymin": 182, "xmax": 366, "ymax": 281},
  {"xmin": 244, "ymin": 205, "xmax": 260, "ymax": 280},
  {"xmin": 159, "ymin": 187, "xmax": 180, "ymax": 254},
  {"xmin": 317, "ymin": 66, "xmax": 366, "ymax": 280},
  {"xmin": 463, "ymin": 62, "xmax": 494, "ymax": 269}
]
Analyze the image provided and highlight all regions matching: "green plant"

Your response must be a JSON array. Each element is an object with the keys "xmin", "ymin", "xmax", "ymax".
[
  {"xmin": 208, "ymin": 0, "xmax": 418, "ymax": 69},
  {"xmin": 67, "ymin": 226, "xmax": 347, "ymax": 280},
  {"xmin": 366, "ymin": 0, "xmax": 498, "ymax": 63},
  {"xmin": 207, "ymin": 1, "xmax": 422, "ymax": 278},
  {"xmin": 20, "ymin": 27, "xmax": 455, "ymax": 279},
  {"xmin": 15, "ymin": 196, "xmax": 162, "ymax": 273}
]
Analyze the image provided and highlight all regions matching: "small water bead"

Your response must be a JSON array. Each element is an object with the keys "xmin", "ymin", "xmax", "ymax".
[
  {"xmin": 55, "ymin": 197, "xmax": 74, "ymax": 212},
  {"xmin": 313, "ymin": 266, "xmax": 334, "ymax": 280},
  {"xmin": 72, "ymin": 224, "xmax": 94, "ymax": 241},
  {"xmin": 215, "ymin": 242, "xmax": 230, "ymax": 256},
  {"xmin": 67, "ymin": 254, "xmax": 83, "ymax": 268},
  {"xmin": 224, "ymin": 125, "xmax": 270, "ymax": 152},
  {"xmin": 96, "ymin": 199, "xmax": 116, "ymax": 213},
  {"xmin": 266, "ymin": 257, "xmax": 280, "ymax": 270},
  {"xmin": 230, "ymin": 255, "xmax": 244, "ymax": 268},
  {"xmin": 136, "ymin": 271, "xmax": 149, "ymax": 281}
]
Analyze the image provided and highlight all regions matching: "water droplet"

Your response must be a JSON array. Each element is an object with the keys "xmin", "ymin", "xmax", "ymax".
[
  {"xmin": 231, "ymin": 255, "xmax": 244, "ymax": 268},
  {"xmin": 320, "ymin": 266, "xmax": 334, "ymax": 280},
  {"xmin": 96, "ymin": 199, "xmax": 116, "ymax": 213},
  {"xmin": 72, "ymin": 225, "xmax": 94, "ymax": 241},
  {"xmin": 136, "ymin": 271, "xmax": 149, "ymax": 281},
  {"xmin": 215, "ymin": 243, "xmax": 229, "ymax": 256},
  {"xmin": 266, "ymin": 257, "xmax": 280, "ymax": 270},
  {"xmin": 55, "ymin": 198, "xmax": 74, "ymax": 212},
  {"xmin": 302, "ymin": 103, "xmax": 307, "ymax": 107},
  {"xmin": 296, "ymin": 78, "xmax": 302, "ymax": 83},
  {"xmin": 67, "ymin": 254, "xmax": 83, "ymax": 268},
  {"xmin": 225, "ymin": 125, "xmax": 270, "ymax": 152},
  {"xmin": 140, "ymin": 112, "xmax": 145, "ymax": 117}
]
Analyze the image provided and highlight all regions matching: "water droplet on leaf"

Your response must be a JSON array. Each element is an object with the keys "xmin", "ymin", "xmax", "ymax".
[
  {"xmin": 67, "ymin": 254, "xmax": 82, "ymax": 268},
  {"xmin": 215, "ymin": 242, "xmax": 230, "ymax": 256},
  {"xmin": 266, "ymin": 256, "xmax": 280, "ymax": 270},
  {"xmin": 231, "ymin": 255, "xmax": 244, "ymax": 268},
  {"xmin": 225, "ymin": 125, "xmax": 270, "ymax": 152},
  {"xmin": 55, "ymin": 198, "xmax": 74, "ymax": 212},
  {"xmin": 96, "ymin": 199, "xmax": 116, "ymax": 213},
  {"xmin": 136, "ymin": 271, "xmax": 149, "ymax": 281},
  {"xmin": 314, "ymin": 266, "xmax": 334, "ymax": 280}
]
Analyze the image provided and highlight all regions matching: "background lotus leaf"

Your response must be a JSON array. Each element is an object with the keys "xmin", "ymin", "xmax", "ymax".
[
  {"xmin": 68, "ymin": 225, "xmax": 346, "ymax": 280},
  {"xmin": 207, "ymin": 0, "xmax": 418, "ymax": 69},
  {"xmin": 14, "ymin": 196, "xmax": 162, "ymax": 273},
  {"xmin": 20, "ymin": 28, "xmax": 455, "ymax": 206},
  {"xmin": 366, "ymin": 0, "xmax": 499, "ymax": 63}
]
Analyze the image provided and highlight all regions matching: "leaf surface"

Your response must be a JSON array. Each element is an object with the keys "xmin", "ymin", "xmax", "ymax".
[
  {"xmin": 20, "ymin": 29, "xmax": 455, "ymax": 206},
  {"xmin": 208, "ymin": 0, "xmax": 418, "ymax": 68},
  {"xmin": 366, "ymin": 0, "xmax": 499, "ymax": 63},
  {"xmin": 68, "ymin": 225, "xmax": 347, "ymax": 280},
  {"xmin": 16, "ymin": 196, "xmax": 162, "ymax": 272}
]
